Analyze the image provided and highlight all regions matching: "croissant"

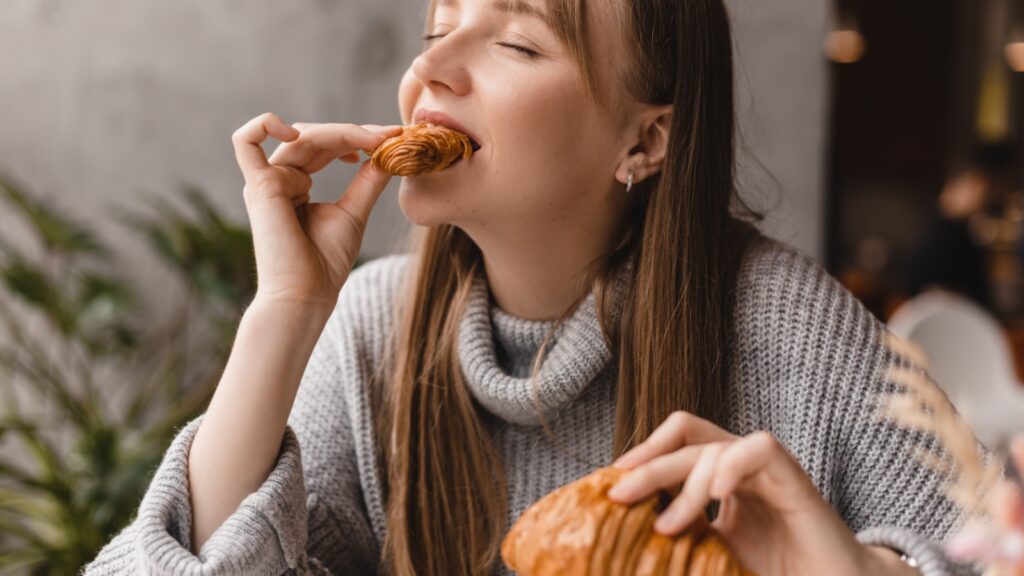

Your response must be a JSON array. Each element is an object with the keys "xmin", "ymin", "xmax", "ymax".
[
  {"xmin": 370, "ymin": 123, "xmax": 474, "ymax": 176},
  {"xmin": 501, "ymin": 467, "xmax": 754, "ymax": 576}
]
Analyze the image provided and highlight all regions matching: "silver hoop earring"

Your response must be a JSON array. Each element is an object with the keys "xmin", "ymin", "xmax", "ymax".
[{"xmin": 626, "ymin": 171, "xmax": 635, "ymax": 193}]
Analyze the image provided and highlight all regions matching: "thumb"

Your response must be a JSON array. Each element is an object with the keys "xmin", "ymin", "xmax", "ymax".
[{"xmin": 335, "ymin": 159, "xmax": 392, "ymax": 227}]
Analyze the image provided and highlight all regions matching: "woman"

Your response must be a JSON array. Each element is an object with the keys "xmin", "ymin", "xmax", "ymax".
[{"xmin": 85, "ymin": 0, "xmax": 975, "ymax": 574}]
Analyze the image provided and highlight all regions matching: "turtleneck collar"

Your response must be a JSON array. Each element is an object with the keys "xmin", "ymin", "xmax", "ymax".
[{"xmin": 457, "ymin": 260, "xmax": 631, "ymax": 426}]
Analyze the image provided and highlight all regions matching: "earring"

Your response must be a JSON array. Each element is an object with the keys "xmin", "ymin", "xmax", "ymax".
[{"xmin": 626, "ymin": 171, "xmax": 635, "ymax": 193}]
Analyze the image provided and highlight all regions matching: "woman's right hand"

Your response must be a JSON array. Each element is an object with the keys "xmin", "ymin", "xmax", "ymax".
[{"xmin": 231, "ymin": 112, "xmax": 402, "ymax": 311}]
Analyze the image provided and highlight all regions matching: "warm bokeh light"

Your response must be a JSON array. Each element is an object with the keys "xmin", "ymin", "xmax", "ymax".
[
  {"xmin": 1006, "ymin": 41, "xmax": 1024, "ymax": 72},
  {"xmin": 825, "ymin": 28, "xmax": 867, "ymax": 64}
]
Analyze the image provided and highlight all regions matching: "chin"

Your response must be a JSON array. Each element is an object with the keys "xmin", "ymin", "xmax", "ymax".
[{"xmin": 397, "ymin": 177, "xmax": 458, "ymax": 228}]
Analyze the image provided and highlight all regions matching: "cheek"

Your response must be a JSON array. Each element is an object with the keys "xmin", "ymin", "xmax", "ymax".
[
  {"xmin": 397, "ymin": 67, "xmax": 418, "ymax": 125},
  {"xmin": 491, "ymin": 76, "xmax": 583, "ymax": 159},
  {"xmin": 484, "ymin": 75, "xmax": 605, "ymax": 213}
]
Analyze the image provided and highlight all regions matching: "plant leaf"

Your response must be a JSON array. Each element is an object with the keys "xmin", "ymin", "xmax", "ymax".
[{"xmin": 0, "ymin": 174, "xmax": 108, "ymax": 258}]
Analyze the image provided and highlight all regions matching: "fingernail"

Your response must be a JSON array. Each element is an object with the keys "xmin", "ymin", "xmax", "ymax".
[
  {"xmin": 367, "ymin": 125, "xmax": 403, "ymax": 134},
  {"xmin": 654, "ymin": 510, "xmax": 678, "ymax": 534},
  {"xmin": 613, "ymin": 452, "xmax": 636, "ymax": 469},
  {"xmin": 607, "ymin": 482, "xmax": 631, "ymax": 502}
]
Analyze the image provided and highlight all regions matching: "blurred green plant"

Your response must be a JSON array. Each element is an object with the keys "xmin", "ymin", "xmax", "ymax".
[{"xmin": 0, "ymin": 174, "xmax": 257, "ymax": 575}]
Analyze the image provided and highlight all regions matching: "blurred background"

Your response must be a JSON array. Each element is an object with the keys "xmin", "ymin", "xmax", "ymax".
[{"xmin": 0, "ymin": 0, "xmax": 1021, "ymax": 573}]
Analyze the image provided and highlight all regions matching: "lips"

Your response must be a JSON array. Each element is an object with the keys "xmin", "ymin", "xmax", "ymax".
[{"xmin": 412, "ymin": 108, "xmax": 482, "ymax": 152}]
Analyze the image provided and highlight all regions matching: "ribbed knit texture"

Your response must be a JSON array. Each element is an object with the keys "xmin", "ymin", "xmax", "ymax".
[{"xmin": 83, "ymin": 236, "xmax": 981, "ymax": 576}]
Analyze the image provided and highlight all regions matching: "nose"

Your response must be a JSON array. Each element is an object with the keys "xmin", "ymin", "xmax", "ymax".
[{"xmin": 410, "ymin": 36, "xmax": 472, "ymax": 96}]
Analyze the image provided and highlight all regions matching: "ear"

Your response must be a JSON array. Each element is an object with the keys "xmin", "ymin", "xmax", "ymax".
[{"xmin": 615, "ymin": 105, "xmax": 673, "ymax": 187}]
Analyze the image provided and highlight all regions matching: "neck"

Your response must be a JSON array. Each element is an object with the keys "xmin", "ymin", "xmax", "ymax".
[{"xmin": 463, "ymin": 217, "xmax": 624, "ymax": 321}]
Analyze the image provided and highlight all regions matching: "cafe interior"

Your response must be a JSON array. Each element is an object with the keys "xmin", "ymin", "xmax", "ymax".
[
  {"xmin": 0, "ymin": 0, "xmax": 1023, "ymax": 572},
  {"xmin": 825, "ymin": 0, "xmax": 1024, "ymax": 443}
]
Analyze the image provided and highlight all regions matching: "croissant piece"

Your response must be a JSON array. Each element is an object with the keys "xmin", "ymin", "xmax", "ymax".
[
  {"xmin": 370, "ymin": 123, "xmax": 474, "ymax": 176},
  {"xmin": 501, "ymin": 467, "xmax": 755, "ymax": 576}
]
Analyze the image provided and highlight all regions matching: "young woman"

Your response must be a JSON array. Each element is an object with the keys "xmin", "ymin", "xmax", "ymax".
[{"xmin": 86, "ymin": 0, "xmax": 976, "ymax": 574}]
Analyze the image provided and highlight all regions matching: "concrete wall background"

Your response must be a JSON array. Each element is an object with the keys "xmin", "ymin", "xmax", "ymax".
[
  {"xmin": 0, "ymin": 0, "xmax": 828, "ymax": 316},
  {"xmin": 729, "ymin": 0, "xmax": 829, "ymax": 261}
]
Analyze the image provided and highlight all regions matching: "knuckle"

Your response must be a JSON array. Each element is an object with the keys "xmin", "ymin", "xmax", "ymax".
[
  {"xmin": 632, "ymin": 465, "xmax": 657, "ymax": 485},
  {"xmin": 667, "ymin": 410, "xmax": 691, "ymax": 429},
  {"xmin": 717, "ymin": 444, "xmax": 742, "ymax": 467},
  {"xmin": 251, "ymin": 173, "xmax": 287, "ymax": 199},
  {"xmin": 342, "ymin": 210, "xmax": 367, "ymax": 237},
  {"xmin": 701, "ymin": 442, "xmax": 725, "ymax": 459},
  {"xmin": 353, "ymin": 165, "xmax": 383, "ymax": 188},
  {"xmin": 295, "ymin": 171, "xmax": 313, "ymax": 193},
  {"xmin": 749, "ymin": 430, "xmax": 778, "ymax": 450}
]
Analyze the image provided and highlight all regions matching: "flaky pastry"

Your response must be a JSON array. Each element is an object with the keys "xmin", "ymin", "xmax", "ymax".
[
  {"xmin": 501, "ymin": 467, "xmax": 754, "ymax": 576},
  {"xmin": 370, "ymin": 123, "xmax": 474, "ymax": 176}
]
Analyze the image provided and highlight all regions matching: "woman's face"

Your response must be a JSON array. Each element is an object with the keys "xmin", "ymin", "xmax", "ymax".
[{"xmin": 397, "ymin": 0, "xmax": 636, "ymax": 237}]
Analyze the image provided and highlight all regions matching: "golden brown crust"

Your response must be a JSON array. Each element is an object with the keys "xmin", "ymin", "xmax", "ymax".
[
  {"xmin": 369, "ymin": 123, "xmax": 473, "ymax": 176},
  {"xmin": 635, "ymin": 533, "xmax": 675, "ymax": 576},
  {"xmin": 666, "ymin": 526, "xmax": 700, "ymax": 574},
  {"xmin": 501, "ymin": 467, "xmax": 754, "ymax": 576},
  {"xmin": 501, "ymin": 467, "xmax": 620, "ymax": 575},
  {"xmin": 613, "ymin": 495, "xmax": 658, "ymax": 573},
  {"xmin": 591, "ymin": 497, "xmax": 630, "ymax": 576}
]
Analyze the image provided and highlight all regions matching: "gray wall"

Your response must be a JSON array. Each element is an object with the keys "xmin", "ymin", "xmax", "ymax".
[
  {"xmin": 729, "ymin": 0, "xmax": 829, "ymax": 261},
  {"xmin": 0, "ymin": 0, "xmax": 828, "ymax": 315}
]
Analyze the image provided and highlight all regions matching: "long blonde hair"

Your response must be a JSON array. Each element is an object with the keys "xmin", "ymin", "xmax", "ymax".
[{"xmin": 376, "ymin": 1, "xmax": 758, "ymax": 574}]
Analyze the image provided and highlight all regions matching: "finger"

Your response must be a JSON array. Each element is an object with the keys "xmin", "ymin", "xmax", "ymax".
[
  {"xmin": 291, "ymin": 169, "xmax": 314, "ymax": 200},
  {"xmin": 307, "ymin": 123, "xmax": 400, "ymax": 154},
  {"xmin": 608, "ymin": 445, "xmax": 704, "ymax": 504},
  {"xmin": 270, "ymin": 140, "xmax": 352, "ymax": 173},
  {"xmin": 339, "ymin": 152, "xmax": 361, "ymax": 164},
  {"xmin": 334, "ymin": 159, "xmax": 392, "ymax": 229},
  {"xmin": 242, "ymin": 165, "xmax": 313, "ymax": 213},
  {"xmin": 267, "ymin": 135, "xmax": 315, "ymax": 167},
  {"xmin": 301, "ymin": 148, "xmax": 341, "ymax": 174},
  {"xmin": 614, "ymin": 411, "xmax": 736, "ymax": 470},
  {"xmin": 268, "ymin": 123, "xmax": 391, "ymax": 171},
  {"xmin": 1012, "ymin": 437, "xmax": 1024, "ymax": 477},
  {"xmin": 232, "ymin": 113, "xmax": 300, "ymax": 183},
  {"xmin": 708, "ymin": 431, "xmax": 780, "ymax": 499},
  {"xmin": 990, "ymin": 483, "xmax": 1022, "ymax": 528},
  {"xmin": 654, "ymin": 443, "xmax": 728, "ymax": 535},
  {"xmin": 362, "ymin": 124, "xmax": 404, "ymax": 134}
]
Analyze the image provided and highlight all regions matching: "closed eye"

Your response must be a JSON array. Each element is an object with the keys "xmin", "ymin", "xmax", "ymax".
[
  {"xmin": 422, "ymin": 34, "xmax": 540, "ymax": 59},
  {"xmin": 496, "ymin": 42, "xmax": 539, "ymax": 58},
  {"xmin": 423, "ymin": 33, "xmax": 446, "ymax": 47}
]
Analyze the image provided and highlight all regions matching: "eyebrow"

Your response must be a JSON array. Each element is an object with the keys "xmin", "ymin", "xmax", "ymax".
[{"xmin": 436, "ymin": 0, "xmax": 550, "ymax": 25}]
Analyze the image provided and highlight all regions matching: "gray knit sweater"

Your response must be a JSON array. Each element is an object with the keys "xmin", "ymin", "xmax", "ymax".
[{"xmin": 83, "ymin": 237, "xmax": 978, "ymax": 576}]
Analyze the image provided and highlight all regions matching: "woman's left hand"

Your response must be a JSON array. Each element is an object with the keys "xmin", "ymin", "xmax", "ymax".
[{"xmin": 608, "ymin": 411, "xmax": 917, "ymax": 576}]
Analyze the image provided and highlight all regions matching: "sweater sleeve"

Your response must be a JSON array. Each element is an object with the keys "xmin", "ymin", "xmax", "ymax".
[
  {"xmin": 82, "ymin": 284, "xmax": 381, "ymax": 575},
  {"xmin": 788, "ymin": 252, "xmax": 984, "ymax": 575},
  {"xmin": 737, "ymin": 239, "xmax": 985, "ymax": 576},
  {"xmin": 839, "ymin": 338, "xmax": 986, "ymax": 576},
  {"xmin": 81, "ymin": 415, "xmax": 330, "ymax": 575}
]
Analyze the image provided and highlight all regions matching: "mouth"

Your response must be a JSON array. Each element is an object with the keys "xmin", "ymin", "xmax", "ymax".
[{"xmin": 412, "ymin": 108, "xmax": 482, "ymax": 153}]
